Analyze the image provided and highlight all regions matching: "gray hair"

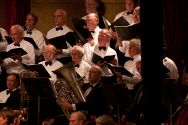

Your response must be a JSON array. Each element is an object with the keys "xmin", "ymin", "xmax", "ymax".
[
  {"xmin": 96, "ymin": 115, "xmax": 115, "ymax": 125},
  {"xmin": 71, "ymin": 45, "xmax": 84, "ymax": 54},
  {"xmin": 10, "ymin": 24, "xmax": 24, "ymax": 37}
]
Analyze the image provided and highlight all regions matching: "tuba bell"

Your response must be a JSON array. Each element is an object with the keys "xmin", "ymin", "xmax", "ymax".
[{"xmin": 52, "ymin": 62, "xmax": 86, "ymax": 119}]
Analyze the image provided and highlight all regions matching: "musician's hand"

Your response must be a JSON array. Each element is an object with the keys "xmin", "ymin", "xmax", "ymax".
[{"xmin": 60, "ymin": 102, "xmax": 73, "ymax": 110}]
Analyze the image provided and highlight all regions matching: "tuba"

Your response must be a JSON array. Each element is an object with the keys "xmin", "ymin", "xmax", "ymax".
[{"xmin": 52, "ymin": 62, "xmax": 86, "ymax": 119}]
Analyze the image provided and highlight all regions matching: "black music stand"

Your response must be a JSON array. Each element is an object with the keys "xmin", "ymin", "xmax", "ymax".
[
  {"xmin": 22, "ymin": 77, "xmax": 56, "ymax": 125},
  {"xmin": 102, "ymin": 83, "xmax": 132, "ymax": 124}
]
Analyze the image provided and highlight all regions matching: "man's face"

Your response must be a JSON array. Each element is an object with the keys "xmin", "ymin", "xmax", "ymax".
[
  {"xmin": 71, "ymin": 49, "xmax": 83, "ymax": 64},
  {"xmin": 128, "ymin": 42, "xmax": 140, "ymax": 57},
  {"xmin": 86, "ymin": 15, "xmax": 98, "ymax": 30},
  {"xmin": 133, "ymin": 7, "xmax": 140, "ymax": 23},
  {"xmin": 6, "ymin": 75, "xmax": 17, "ymax": 91},
  {"xmin": 85, "ymin": 0, "xmax": 96, "ymax": 14},
  {"xmin": 88, "ymin": 66, "xmax": 101, "ymax": 84},
  {"xmin": 98, "ymin": 30, "xmax": 110, "ymax": 47},
  {"xmin": 125, "ymin": 0, "xmax": 135, "ymax": 12},
  {"xmin": 43, "ymin": 47, "xmax": 55, "ymax": 61},
  {"xmin": 10, "ymin": 27, "xmax": 22, "ymax": 44},
  {"xmin": 25, "ymin": 14, "xmax": 36, "ymax": 31},
  {"xmin": 69, "ymin": 113, "xmax": 83, "ymax": 125},
  {"xmin": 54, "ymin": 10, "xmax": 65, "ymax": 26}
]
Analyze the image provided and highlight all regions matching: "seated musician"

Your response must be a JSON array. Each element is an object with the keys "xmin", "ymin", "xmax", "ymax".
[
  {"xmin": 58, "ymin": 65, "xmax": 111, "ymax": 120},
  {"xmin": 0, "ymin": 74, "xmax": 21, "ymax": 110}
]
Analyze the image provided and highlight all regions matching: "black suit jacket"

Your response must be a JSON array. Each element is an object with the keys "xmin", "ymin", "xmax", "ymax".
[
  {"xmin": 6, "ymin": 89, "xmax": 21, "ymax": 110},
  {"xmin": 76, "ymin": 82, "xmax": 110, "ymax": 117}
]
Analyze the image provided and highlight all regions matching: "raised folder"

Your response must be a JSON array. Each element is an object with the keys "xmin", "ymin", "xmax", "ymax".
[
  {"xmin": 48, "ymin": 32, "xmax": 77, "ymax": 49},
  {"xmin": 0, "ymin": 48, "xmax": 27, "ymax": 60},
  {"xmin": 111, "ymin": 65, "xmax": 134, "ymax": 77},
  {"xmin": 24, "ymin": 37, "xmax": 39, "ymax": 49},
  {"xmin": 110, "ymin": 16, "xmax": 130, "ymax": 32},
  {"xmin": 114, "ymin": 23, "xmax": 141, "ymax": 40},
  {"xmin": 23, "ymin": 64, "xmax": 51, "ymax": 78},
  {"xmin": 56, "ymin": 55, "xmax": 72, "ymax": 65},
  {"xmin": 92, "ymin": 53, "xmax": 115, "ymax": 64},
  {"xmin": 72, "ymin": 18, "xmax": 93, "ymax": 44},
  {"xmin": 106, "ymin": 63, "xmax": 134, "ymax": 77}
]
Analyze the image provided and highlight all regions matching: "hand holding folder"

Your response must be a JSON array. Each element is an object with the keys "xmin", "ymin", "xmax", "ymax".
[
  {"xmin": 110, "ymin": 16, "xmax": 130, "ymax": 32},
  {"xmin": 92, "ymin": 53, "xmax": 115, "ymax": 65},
  {"xmin": 106, "ymin": 63, "xmax": 134, "ymax": 77},
  {"xmin": 48, "ymin": 32, "xmax": 77, "ymax": 49},
  {"xmin": 114, "ymin": 23, "xmax": 141, "ymax": 40},
  {"xmin": 72, "ymin": 18, "xmax": 93, "ymax": 44},
  {"xmin": 23, "ymin": 64, "xmax": 51, "ymax": 78},
  {"xmin": 0, "ymin": 48, "xmax": 27, "ymax": 60}
]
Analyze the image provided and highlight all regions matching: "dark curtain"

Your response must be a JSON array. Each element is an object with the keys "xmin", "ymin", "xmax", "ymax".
[
  {"xmin": 3, "ymin": 0, "xmax": 30, "ymax": 34},
  {"xmin": 163, "ymin": 0, "xmax": 188, "ymax": 83}
]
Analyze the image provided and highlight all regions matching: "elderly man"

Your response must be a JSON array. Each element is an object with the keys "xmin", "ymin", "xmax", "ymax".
[
  {"xmin": 0, "ymin": 28, "xmax": 9, "ymax": 51},
  {"xmin": 91, "ymin": 29, "xmax": 118, "ymax": 77},
  {"xmin": 69, "ymin": 111, "xmax": 86, "ymax": 125},
  {"xmin": 82, "ymin": 0, "xmax": 110, "ymax": 29},
  {"xmin": 113, "ymin": 0, "xmax": 137, "ymax": 24},
  {"xmin": 46, "ymin": 8, "xmax": 76, "ymax": 56},
  {"xmin": 2, "ymin": 25, "xmax": 35, "ymax": 74},
  {"xmin": 0, "ymin": 74, "xmax": 21, "ymax": 110},
  {"xmin": 38, "ymin": 44, "xmax": 63, "ymax": 82},
  {"xmin": 58, "ymin": 65, "xmax": 110, "ymax": 119},
  {"xmin": 71, "ymin": 45, "xmax": 91, "ymax": 83},
  {"xmin": 24, "ymin": 12, "xmax": 46, "ymax": 62}
]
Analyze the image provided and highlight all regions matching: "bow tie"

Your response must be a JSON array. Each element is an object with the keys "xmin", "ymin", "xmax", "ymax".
[
  {"xmin": 6, "ymin": 90, "xmax": 13, "ymax": 95},
  {"xmin": 27, "ymin": 31, "xmax": 32, "ymax": 35},
  {"xmin": 127, "ymin": 11, "xmax": 133, "ymax": 15},
  {"xmin": 45, "ymin": 61, "xmax": 52, "ymax": 66},
  {"xmin": 125, "ymin": 56, "xmax": 134, "ymax": 61},
  {"xmin": 75, "ymin": 64, "xmax": 80, "ymax": 67},
  {"xmin": 14, "ymin": 43, "xmax": 20, "ymax": 47},
  {"xmin": 56, "ymin": 27, "xmax": 63, "ymax": 31},
  {"xmin": 90, "ymin": 30, "xmax": 95, "ymax": 33},
  {"xmin": 99, "ymin": 46, "xmax": 106, "ymax": 51}
]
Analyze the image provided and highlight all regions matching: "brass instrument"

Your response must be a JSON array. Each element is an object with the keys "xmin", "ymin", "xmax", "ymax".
[
  {"xmin": 52, "ymin": 62, "xmax": 86, "ymax": 119},
  {"xmin": 17, "ymin": 71, "xmax": 39, "ymax": 123}
]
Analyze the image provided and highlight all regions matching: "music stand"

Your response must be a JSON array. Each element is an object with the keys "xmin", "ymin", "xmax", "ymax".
[
  {"xmin": 102, "ymin": 84, "xmax": 132, "ymax": 124},
  {"xmin": 22, "ymin": 77, "xmax": 55, "ymax": 125}
]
